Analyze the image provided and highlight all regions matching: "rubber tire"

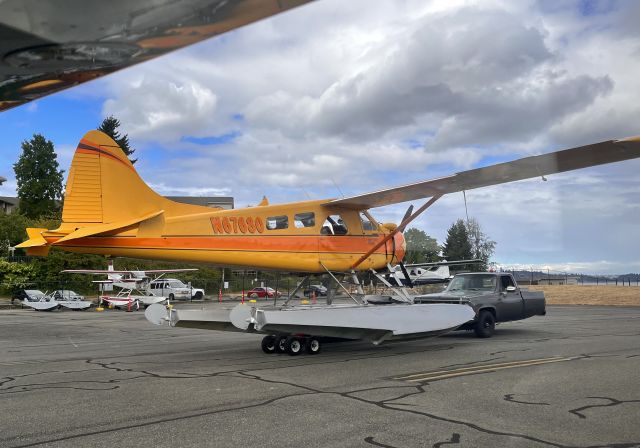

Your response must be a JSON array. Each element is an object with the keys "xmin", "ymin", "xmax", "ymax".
[
  {"xmin": 275, "ymin": 335, "xmax": 288, "ymax": 353},
  {"xmin": 193, "ymin": 291, "xmax": 203, "ymax": 300},
  {"xmin": 261, "ymin": 335, "xmax": 277, "ymax": 354},
  {"xmin": 474, "ymin": 310, "xmax": 496, "ymax": 338},
  {"xmin": 306, "ymin": 338, "xmax": 321, "ymax": 355},
  {"xmin": 249, "ymin": 293, "xmax": 258, "ymax": 299},
  {"xmin": 168, "ymin": 293, "xmax": 175, "ymax": 301},
  {"xmin": 285, "ymin": 336, "xmax": 304, "ymax": 356}
]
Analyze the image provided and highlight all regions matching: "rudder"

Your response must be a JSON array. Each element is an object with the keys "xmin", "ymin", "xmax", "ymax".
[{"xmin": 63, "ymin": 130, "xmax": 164, "ymax": 226}]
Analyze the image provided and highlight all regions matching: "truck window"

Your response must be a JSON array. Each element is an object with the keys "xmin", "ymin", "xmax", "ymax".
[{"xmin": 501, "ymin": 276, "xmax": 515, "ymax": 290}]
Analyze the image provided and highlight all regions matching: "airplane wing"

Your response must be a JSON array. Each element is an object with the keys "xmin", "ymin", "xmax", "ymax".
[
  {"xmin": 0, "ymin": 0, "xmax": 312, "ymax": 112},
  {"xmin": 63, "ymin": 270, "xmax": 133, "ymax": 275},
  {"xmin": 63, "ymin": 269, "xmax": 197, "ymax": 275},
  {"xmin": 325, "ymin": 137, "xmax": 640, "ymax": 209}
]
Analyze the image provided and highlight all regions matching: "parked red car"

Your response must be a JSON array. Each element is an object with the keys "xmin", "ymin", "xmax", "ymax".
[{"xmin": 246, "ymin": 287, "xmax": 282, "ymax": 298}]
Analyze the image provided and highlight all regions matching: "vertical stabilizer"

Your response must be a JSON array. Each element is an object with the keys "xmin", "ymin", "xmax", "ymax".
[{"xmin": 62, "ymin": 130, "xmax": 164, "ymax": 225}]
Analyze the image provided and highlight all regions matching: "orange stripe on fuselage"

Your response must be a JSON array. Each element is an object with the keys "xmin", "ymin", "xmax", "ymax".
[{"xmin": 56, "ymin": 234, "xmax": 390, "ymax": 254}]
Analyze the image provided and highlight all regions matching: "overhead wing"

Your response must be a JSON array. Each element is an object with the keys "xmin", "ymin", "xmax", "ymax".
[
  {"xmin": 326, "ymin": 137, "xmax": 640, "ymax": 209},
  {"xmin": 63, "ymin": 270, "xmax": 131, "ymax": 275},
  {"xmin": 63, "ymin": 268, "xmax": 197, "ymax": 275},
  {"xmin": 0, "ymin": 0, "xmax": 312, "ymax": 112}
]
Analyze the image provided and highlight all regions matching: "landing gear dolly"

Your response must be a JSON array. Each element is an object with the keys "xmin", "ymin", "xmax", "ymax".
[{"xmin": 261, "ymin": 335, "xmax": 321, "ymax": 355}]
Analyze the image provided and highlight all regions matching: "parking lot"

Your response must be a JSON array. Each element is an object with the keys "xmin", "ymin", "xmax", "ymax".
[{"xmin": 1, "ymin": 304, "xmax": 639, "ymax": 447}]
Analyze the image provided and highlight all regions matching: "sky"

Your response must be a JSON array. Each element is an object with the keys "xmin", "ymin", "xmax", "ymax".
[{"xmin": 0, "ymin": 0, "xmax": 639, "ymax": 275}]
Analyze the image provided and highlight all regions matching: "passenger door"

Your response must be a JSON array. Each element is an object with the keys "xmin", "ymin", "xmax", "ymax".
[{"xmin": 497, "ymin": 275, "xmax": 524, "ymax": 321}]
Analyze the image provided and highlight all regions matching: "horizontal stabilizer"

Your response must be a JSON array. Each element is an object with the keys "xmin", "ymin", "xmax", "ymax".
[
  {"xmin": 16, "ymin": 228, "xmax": 48, "ymax": 248},
  {"xmin": 54, "ymin": 210, "xmax": 164, "ymax": 244},
  {"xmin": 16, "ymin": 228, "xmax": 51, "ymax": 256}
]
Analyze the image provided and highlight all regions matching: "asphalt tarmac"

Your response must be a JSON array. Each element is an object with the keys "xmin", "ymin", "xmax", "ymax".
[{"xmin": 1, "ymin": 304, "xmax": 639, "ymax": 448}]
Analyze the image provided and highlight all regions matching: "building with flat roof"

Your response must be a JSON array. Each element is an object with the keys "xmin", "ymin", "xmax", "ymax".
[{"xmin": 0, "ymin": 196, "xmax": 18, "ymax": 214}]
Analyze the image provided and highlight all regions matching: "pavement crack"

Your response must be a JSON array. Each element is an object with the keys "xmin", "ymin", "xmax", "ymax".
[
  {"xmin": 504, "ymin": 394, "xmax": 550, "ymax": 406},
  {"xmin": 569, "ymin": 396, "xmax": 640, "ymax": 420},
  {"xmin": 433, "ymin": 433, "xmax": 461, "ymax": 447}
]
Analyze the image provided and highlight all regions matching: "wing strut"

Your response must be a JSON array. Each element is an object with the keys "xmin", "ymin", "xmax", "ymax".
[{"xmin": 351, "ymin": 195, "xmax": 442, "ymax": 270}]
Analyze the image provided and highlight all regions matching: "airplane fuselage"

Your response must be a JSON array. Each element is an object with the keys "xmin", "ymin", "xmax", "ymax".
[{"xmin": 43, "ymin": 199, "xmax": 405, "ymax": 273}]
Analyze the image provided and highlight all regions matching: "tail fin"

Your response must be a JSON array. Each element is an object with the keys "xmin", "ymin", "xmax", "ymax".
[
  {"xmin": 18, "ymin": 130, "xmax": 212, "ymax": 254},
  {"xmin": 63, "ymin": 130, "xmax": 163, "ymax": 224}
]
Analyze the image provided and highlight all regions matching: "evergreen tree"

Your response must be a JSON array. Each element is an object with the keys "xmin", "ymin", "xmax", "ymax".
[
  {"xmin": 98, "ymin": 116, "xmax": 137, "ymax": 164},
  {"xmin": 404, "ymin": 227, "xmax": 440, "ymax": 263},
  {"xmin": 442, "ymin": 219, "xmax": 473, "ymax": 263},
  {"xmin": 13, "ymin": 134, "xmax": 64, "ymax": 219}
]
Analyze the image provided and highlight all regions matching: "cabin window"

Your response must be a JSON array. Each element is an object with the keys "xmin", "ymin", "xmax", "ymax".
[
  {"xmin": 266, "ymin": 215, "xmax": 289, "ymax": 230},
  {"xmin": 321, "ymin": 214, "xmax": 348, "ymax": 235},
  {"xmin": 360, "ymin": 212, "xmax": 376, "ymax": 231},
  {"xmin": 294, "ymin": 212, "xmax": 315, "ymax": 228}
]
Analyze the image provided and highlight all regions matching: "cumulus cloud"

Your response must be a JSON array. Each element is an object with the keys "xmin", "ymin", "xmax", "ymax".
[
  {"xmin": 102, "ymin": 78, "xmax": 218, "ymax": 142},
  {"xmin": 83, "ymin": 0, "xmax": 640, "ymax": 273}
]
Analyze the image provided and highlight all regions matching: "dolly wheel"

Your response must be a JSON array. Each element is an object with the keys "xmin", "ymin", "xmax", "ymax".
[
  {"xmin": 285, "ymin": 336, "xmax": 304, "ymax": 356},
  {"xmin": 275, "ymin": 335, "xmax": 288, "ymax": 353},
  {"xmin": 306, "ymin": 338, "xmax": 321, "ymax": 355},
  {"xmin": 261, "ymin": 335, "xmax": 277, "ymax": 354}
]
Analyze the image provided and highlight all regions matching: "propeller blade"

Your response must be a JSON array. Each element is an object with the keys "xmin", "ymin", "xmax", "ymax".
[{"xmin": 401, "ymin": 205, "xmax": 414, "ymax": 226}]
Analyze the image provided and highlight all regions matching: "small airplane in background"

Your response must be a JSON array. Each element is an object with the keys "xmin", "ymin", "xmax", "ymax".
[
  {"xmin": 388, "ymin": 259, "xmax": 483, "ymax": 286},
  {"xmin": 62, "ymin": 264, "xmax": 198, "ymax": 310}
]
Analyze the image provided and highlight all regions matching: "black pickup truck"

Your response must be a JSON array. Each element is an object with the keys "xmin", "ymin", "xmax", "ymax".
[{"xmin": 415, "ymin": 272, "xmax": 546, "ymax": 338}]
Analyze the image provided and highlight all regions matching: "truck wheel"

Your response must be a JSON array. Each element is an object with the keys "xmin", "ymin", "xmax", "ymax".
[
  {"xmin": 306, "ymin": 338, "xmax": 321, "ymax": 355},
  {"xmin": 261, "ymin": 335, "xmax": 277, "ymax": 354},
  {"xmin": 474, "ymin": 310, "xmax": 495, "ymax": 338},
  {"xmin": 168, "ymin": 293, "xmax": 175, "ymax": 301},
  {"xmin": 194, "ymin": 291, "xmax": 203, "ymax": 300},
  {"xmin": 275, "ymin": 335, "xmax": 288, "ymax": 353},
  {"xmin": 285, "ymin": 336, "xmax": 304, "ymax": 356}
]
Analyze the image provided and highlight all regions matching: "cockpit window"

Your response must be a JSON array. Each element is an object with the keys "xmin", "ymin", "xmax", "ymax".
[
  {"xmin": 266, "ymin": 215, "xmax": 288, "ymax": 230},
  {"xmin": 294, "ymin": 212, "xmax": 315, "ymax": 228},
  {"xmin": 321, "ymin": 214, "xmax": 348, "ymax": 235},
  {"xmin": 360, "ymin": 212, "xmax": 375, "ymax": 231}
]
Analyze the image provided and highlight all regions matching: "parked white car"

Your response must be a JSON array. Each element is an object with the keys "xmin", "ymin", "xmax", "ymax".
[
  {"xmin": 52, "ymin": 290, "xmax": 85, "ymax": 301},
  {"xmin": 148, "ymin": 278, "xmax": 205, "ymax": 300}
]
